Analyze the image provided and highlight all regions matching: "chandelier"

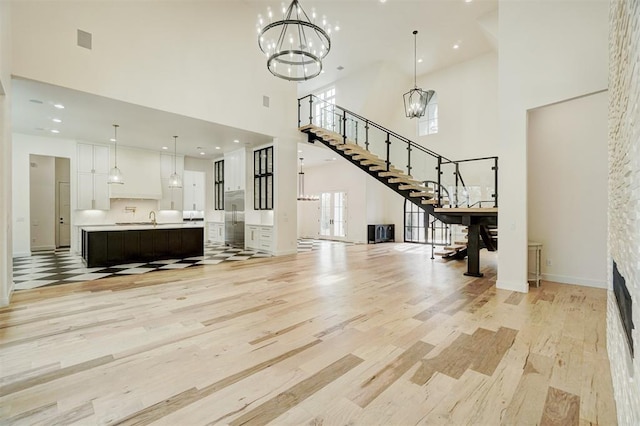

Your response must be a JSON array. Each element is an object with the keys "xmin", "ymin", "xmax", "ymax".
[
  {"xmin": 403, "ymin": 30, "xmax": 433, "ymax": 118},
  {"xmin": 257, "ymin": 0, "xmax": 334, "ymax": 82},
  {"xmin": 297, "ymin": 158, "xmax": 319, "ymax": 201}
]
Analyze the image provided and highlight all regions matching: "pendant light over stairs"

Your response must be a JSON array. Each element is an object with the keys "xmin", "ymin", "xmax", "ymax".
[{"xmin": 403, "ymin": 30, "xmax": 434, "ymax": 119}]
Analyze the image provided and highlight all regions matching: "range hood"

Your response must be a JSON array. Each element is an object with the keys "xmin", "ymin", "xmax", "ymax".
[{"xmin": 109, "ymin": 146, "xmax": 162, "ymax": 200}]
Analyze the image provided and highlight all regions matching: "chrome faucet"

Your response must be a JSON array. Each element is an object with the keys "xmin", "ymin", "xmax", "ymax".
[{"xmin": 149, "ymin": 210, "xmax": 157, "ymax": 226}]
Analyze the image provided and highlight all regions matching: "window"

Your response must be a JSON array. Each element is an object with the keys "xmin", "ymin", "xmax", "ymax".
[
  {"xmin": 404, "ymin": 200, "xmax": 427, "ymax": 243},
  {"xmin": 253, "ymin": 146, "xmax": 273, "ymax": 210},
  {"xmin": 418, "ymin": 91, "xmax": 438, "ymax": 136},
  {"xmin": 214, "ymin": 159, "xmax": 224, "ymax": 210},
  {"xmin": 315, "ymin": 87, "xmax": 336, "ymax": 132}
]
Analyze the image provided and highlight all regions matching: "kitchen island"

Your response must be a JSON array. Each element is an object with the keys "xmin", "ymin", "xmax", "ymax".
[{"xmin": 81, "ymin": 223, "xmax": 204, "ymax": 267}]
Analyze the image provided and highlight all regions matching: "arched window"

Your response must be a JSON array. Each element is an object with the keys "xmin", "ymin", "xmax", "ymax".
[{"xmin": 418, "ymin": 91, "xmax": 438, "ymax": 136}]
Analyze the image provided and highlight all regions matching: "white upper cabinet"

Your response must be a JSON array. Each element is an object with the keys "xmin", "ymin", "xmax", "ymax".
[
  {"xmin": 109, "ymin": 147, "xmax": 162, "ymax": 199},
  {"xmin": 224, "ymin": 148, "xmax": 246, "ymax": 192},
  {"xmin": 159, "ymin": 153, "xmax": 184, "ymax": 211},
  {"xmin": 77, "ymin": 143, "xmax": 110, "ymax": 210},
  {"xmin": 183, "ymin": 170, "xmax": 205, "ymax": 211}
]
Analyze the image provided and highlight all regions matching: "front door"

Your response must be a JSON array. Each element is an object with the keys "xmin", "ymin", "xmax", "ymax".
[
  {"xmin": 319, "ymin": 191, "xmax": 347, "ymax": 240},
  {"xmin": 57, "ymin": 182, "xmax": 70, "ymax": 247}
]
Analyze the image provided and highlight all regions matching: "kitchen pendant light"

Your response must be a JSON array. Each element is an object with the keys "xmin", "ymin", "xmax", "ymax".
[
  {"xmin": 403, "ymin": 30, "xmax": 434, "ymax": 119},
  {"xmin": 168, "ymin": 135, "xmax": 183, "ymax": 188},
  {"xmin": 107, "ymin": 124, "xmax": 124, "ymax": 185}
]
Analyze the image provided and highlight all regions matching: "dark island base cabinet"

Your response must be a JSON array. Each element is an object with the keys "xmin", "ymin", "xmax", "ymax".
[{"xmin": 82, "ymin": 228, "xmax": 204, "ymax": 268}]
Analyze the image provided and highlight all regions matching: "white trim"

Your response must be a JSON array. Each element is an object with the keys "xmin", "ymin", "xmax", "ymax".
[
  {"xmin": 12, "ymin": 251, "xmax": 32, "ymax": 258},
  {"xmin": 275, "ymin": 249, "xmax": 297, "ymax": 257},
  {"xmin": 31, "ymin": 245, "xmax": 56, "ymax": 252},
  {"xmin": 0, "ymin": 282, "xmax": 14, "ymax": 307},
  {"xmin": 496, "ymin": 279, "xmax": 529, "ymax": 293},
  {"xmin": 541, "ymin": 273, "xmax": 606, "ymax": 289}
]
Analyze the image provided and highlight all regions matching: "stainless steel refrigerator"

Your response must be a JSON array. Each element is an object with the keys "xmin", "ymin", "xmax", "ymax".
[{"xmin": 224, "ymin": 190, "xmax": 245, "ymax": 248}]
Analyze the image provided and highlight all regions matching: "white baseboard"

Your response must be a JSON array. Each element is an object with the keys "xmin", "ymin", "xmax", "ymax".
[
  {"xmin": 12, "ymin": 251, "xmax": 32, "ymax": 258},
  {"xmin": 0, "ymin": 282, "xmax": 14, "ymax": 307},
  {"xmin": 496, "ymin": 280, "xmax": 529, "ymax": 293},
  {"xmin": 275, "ymin": 249, "xmax": 297, "ymax": 256},
  {"xmin": 541, "ymin": 273, "xmax": 606, "ymax": 289},
  {"xmin": 31, "ymin": 245, "xmax": 56, "ymax": 252}
]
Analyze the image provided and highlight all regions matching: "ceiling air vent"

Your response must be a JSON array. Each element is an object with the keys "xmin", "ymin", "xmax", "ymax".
[{"xmin": 77, "ymin": 29, "xmax": 92, "ymax": 50}]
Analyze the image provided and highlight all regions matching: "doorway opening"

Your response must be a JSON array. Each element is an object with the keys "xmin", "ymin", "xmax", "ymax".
[
  {"xmin": 319, "ymin": 191, "xmax": 347, "ymax": 240},
  {"xmin": 29, "ymin": 155, "xmax": 70, "ymax": 251}
]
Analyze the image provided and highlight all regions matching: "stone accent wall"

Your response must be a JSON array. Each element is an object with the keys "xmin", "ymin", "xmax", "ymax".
[{"xmin": 607, "ymin": 0, "xmax": 640, "ymax": 424}]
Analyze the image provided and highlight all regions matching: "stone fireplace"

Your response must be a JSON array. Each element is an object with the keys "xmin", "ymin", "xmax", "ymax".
[{"xmin": 607, "ymin": 0, "xmax": 640, "ymax": 423}]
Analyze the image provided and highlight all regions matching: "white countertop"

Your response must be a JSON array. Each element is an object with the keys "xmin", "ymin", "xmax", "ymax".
[{"xmin": 81, "ymin": 222, "xmax": 205, "ymax": 232}]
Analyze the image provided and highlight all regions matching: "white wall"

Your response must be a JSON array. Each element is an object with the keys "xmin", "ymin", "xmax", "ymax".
[
  {"xmin": 12, "ymin": 133, "xmax": 77, "ymax": 257},
  {"xmin": 528, "ymin": 91, "xmax": 608, "ymax": 288},
  {"xmin": 298, "ymin": 158, "xmax": 405, "ymax": 244},
  {"xmin": 498, "ymin": 0, "xmax": 609, "ymax": 292},
  {"xmin": 414, "ymin": 52, "xmax": 498, "ymax": 162},
  {"xmin": 11, "ymin": 1, "xmax": 298, "ymax": 139},
  {"xmin": 29, "ymin": 154, "xmax": 56, "ymax": 251},
  {"xmin": 0, "ymin": 0, "xmax": 12, "ymax": 305}
]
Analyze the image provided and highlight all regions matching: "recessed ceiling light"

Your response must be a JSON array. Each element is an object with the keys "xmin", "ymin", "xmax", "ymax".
[
  {"xmin": 332, "ymin": 157, "xmax": 337, "ymax": 161},
  {"xmin": 51, "ymin": 129, "xmax": 60, "ymax": 134},
  {"xmin": 334, "ymin": 24, "xmax": 340, "ymax": 31},
  {"xmin": 380, "ymin": 0, "xmax": 387, "ymax": 3},
  {"xmin": 418, "ymin": 58, "xmax": 423, "ymax": 63},
  {"xmin": 53, "ymin": 103, "xmax": 65, "ymax": 109},
  {"xmin": 52, "ymin": 118, "xmax": 62, "ymax": 123},
  {"xmin": 233, "ymin": 139, "xmax": 240, "ymax": 144},
  {"xmin": 298, "ymin": 150, "xmax": 303, "ymax": 153},
  {"xmin": 453, "ymin": 44, "xmax": 460, "ymax": 49},
  {"xmin": 200, "ymin": 152, "xmax": 206, "ymax": 155},
  {"xmin": 465, "ymin": 0, "xmax": 473, "ymax": 3},
  {"xmin": 162, "ymin": 146, "xmax": 168, "ymax": 150},
  {"xmin": 215, "ymin": 146, "xmax": 221, "ymax": 150},
  {"xmin": 29, "ymin": 99, "xmax": 43, "ymax": 104},
  {"xmin": 110, "ymin": 138, "xmax": 116, "ymax": 142}
]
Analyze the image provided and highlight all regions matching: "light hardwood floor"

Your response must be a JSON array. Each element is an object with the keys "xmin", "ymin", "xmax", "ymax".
[{"xmin": 0, "ymin": 243, "xmax": 616, "ymax": 425}]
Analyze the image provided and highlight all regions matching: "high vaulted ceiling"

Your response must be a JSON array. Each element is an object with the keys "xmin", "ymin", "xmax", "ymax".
[{"xmin": 11, "ymin": 0, "xmax": 498, "ymax": 160}]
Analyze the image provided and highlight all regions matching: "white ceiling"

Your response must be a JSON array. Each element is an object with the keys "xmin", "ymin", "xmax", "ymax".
[
  {"xmin": 11, "ymin": 77, "xmax": 273, "ymax": 159},
  {"xmin": 244, "ymin": 0, "xmax": 499, "ymax": 93},
  {"xmin": 11, "ymin": 0, "xmax": 498, "ymax": 162}
]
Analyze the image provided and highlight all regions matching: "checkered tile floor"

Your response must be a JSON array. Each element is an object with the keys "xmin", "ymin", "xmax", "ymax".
[{"xmin": 12, "ymin": 239, "xmax": 352, "ymax": 291}]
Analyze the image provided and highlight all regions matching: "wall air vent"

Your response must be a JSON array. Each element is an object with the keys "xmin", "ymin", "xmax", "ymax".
[
  {"xmin": 77, "ymin": 29, "xmax": 92, "ymax": 50},
  {"xmin": 263, "ymin": 96, "xmax": 270, "ymax": 108}
]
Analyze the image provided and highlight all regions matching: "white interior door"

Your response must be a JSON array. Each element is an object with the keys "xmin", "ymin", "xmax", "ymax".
[
  {"xmin": 58, "ymin": 181, "xmax": 70, "ymax": 247},
  {"xmin": 319, "ymin": 191, "xmax": 347, "ymax": 240}
]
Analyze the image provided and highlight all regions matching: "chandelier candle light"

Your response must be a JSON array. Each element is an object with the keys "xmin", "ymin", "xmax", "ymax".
[
  {"xmin": 257, "ymin": 0, "xmax": 335, "ymax": 81},
  {"xmin": 107, "ymin": 124, "xmax": 124, "ymax": 185},
  {"xmin": 297, "ymin": 157, "xmax": 319, "ymax": 201},
  {"xmin": 403, "ymin": 30, "xmax": 433, "ymax": 118}
]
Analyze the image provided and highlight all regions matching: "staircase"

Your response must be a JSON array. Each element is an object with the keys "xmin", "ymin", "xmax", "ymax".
[{"xmin": 298, "ymin": 95, "xmax": 499, "ymax": 277}]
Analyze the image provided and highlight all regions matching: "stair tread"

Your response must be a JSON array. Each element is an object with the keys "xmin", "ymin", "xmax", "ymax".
[
  {"xmin": 409, "ymin": 191, "xmax": 434, "ymax": 197},
  {"xmin": 445, "ymin": 244, "xmax": 467, "ymax": 250},
  {"xmin": 434, "ymin": 207, "xmax": 498, "ymax": 213},
  {"xmin": 421, "ymin": 199, "xmax": 437, "ymax": 205},
  {"xmin": 435, "ymin": 250, "xmax": 456, "ymax": 256}
]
